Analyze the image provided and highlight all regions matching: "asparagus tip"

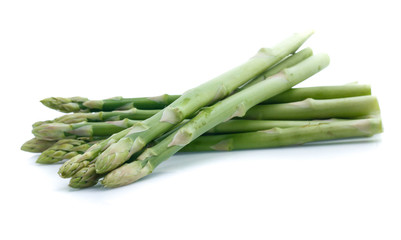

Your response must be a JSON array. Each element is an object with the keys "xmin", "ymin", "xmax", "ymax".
[
  {"xmin": 95, "ymin": 139, "xmax": 133, "ymax": 174},
  {"xmin": 58, "ymin": 154, "xmax": 89, "ymax": 178},
  {"xmin": 20, "ymin": 138, "xmax": 54, "ymax": 153},
  {"xmin": 32, "ymin": 123, "xmax": 71, "ymax": 141},
  {"xmin": 41, "ymin": 97, "xmax": 87, "ymax": 113},
  {"xmin": 102, "ymin": 161, "xmax": 152, "ymax": 188},
  {"xmin": 69, "ymin": 165, "xmax": 99, "ymax": 188}
]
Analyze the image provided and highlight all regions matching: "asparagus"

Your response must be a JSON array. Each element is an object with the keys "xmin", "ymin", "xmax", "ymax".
[
  {"xmin": 101, "ymin": 53, "xmax": 330, "ymax": 187},
  {"xmin": 243, "ymin": 95, "xmax": 380, "ymax": 120},
  {"xmin": 241, "ymin": 47, "xmax": 313, "ymax": 89},
  {"xmin": 181, "ymin": 118, "xmax": 382, "ymax": 152},
  {"xmin": 82, "ymin": 31, "xmax": 313, "ymax": 175},
  {"xmin": 40, "ymin": 97, "xmax": 89, "ymax": 113},
  {"xmin": 41, "ymin": 95, "xmax": 181, "ymax": 113},
  {"xmin": 21, "ymin": 138, "xmax": 56, "ymax": 153},
  {"xmin": 207, "ymin": 119, "xmax": 343, "ymax": 134},
  {"xmin": 68, "ymin": 163, "xmax": 101, "ymax": 188},
  {"xmin": 53, "ymin": 108, "xmax": 157, "ymax": 124},
  {"xmin": 41, "ymin": 48, "xmax": 312, "ymax": 114},
  {"xmin": 32, "ymin": 109, "xmax": 155, "ymax": 126},
  {"xmin": 32, "ymin": 119, "xmax": 138, "ymax": 141},
  {"xmin": 59, "ymin": 152, "xmax": 97, "ymax": 178},
  {"xmin": 41, "ymin": 83, "xmax": 371, "ymax": 115},
  {"xmin": 36, "ymin": 139, "xmax": 91, "ymax": 164},
  {"xmin": 262, "ymin": 84, "xmax": 371, "ymax": 104}
]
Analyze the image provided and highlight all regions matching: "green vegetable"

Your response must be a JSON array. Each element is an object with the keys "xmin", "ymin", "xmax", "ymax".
[{"xmin": 102, "ymin": 53, "xmax": 330, "ymax": 188}]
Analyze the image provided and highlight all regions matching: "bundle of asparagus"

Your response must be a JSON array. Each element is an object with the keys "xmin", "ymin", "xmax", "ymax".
[{"xmin": 21, "ymin": 31, "xmax": 383, "ymax": 189}]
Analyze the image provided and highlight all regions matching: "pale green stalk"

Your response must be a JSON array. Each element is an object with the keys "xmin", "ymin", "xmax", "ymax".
[
  {"xmin": 241, "ymin": 47, "xmax": 313, "ymax": 89},
  {"xmin": 32, "ymin": 119, "xmax": 138, "ymax": 141},
  {"xmin": 181, "ymin": 118, "xmax": 383, "ymax": 151},
  {"xmin": 263, "ymin": 84, "xmax": 371, "ymax": 104},
  {"xmin": 243, "ymin": 95, "xmax": 380, "ymax": 120},
  {"xmin": 41, "ymin": 95, "xmax": 180, "ymax": 113}
]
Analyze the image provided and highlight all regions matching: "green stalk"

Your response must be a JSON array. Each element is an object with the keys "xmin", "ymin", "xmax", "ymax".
[
  {"xmin": 207, "ymin": 119, "xmax": 342, "ymax": 134},
  {"xmin": 41, "ymin": 48, "xmax": 312, "ymax": 114},
  {"xmin": 241, "ymin": 47, "xmax": 313, "ymax": 89},
  {"xmin": 243, "ymin": 95, "xmax": 380, "ymax": 120},
  {"xmin": 20, "ymin": 138, "xmax": 56, "ymax": 153},
  {"xmin": 91, "ymin": 31, "xmax": 314, "ymax": 175},
  {"xmin": 82, "ymin": 95, "xmax": 181, "ymax": 112},
  {"xmin": 263, "ymin": 84, "xmax": 371, "ymax": 104},
  {"xmin": 54, "ymin": 108, "xmax": 157, "ymax": 124},
  {"xmin": 181, "ymin": 118, "xmax": 382, "ymax": 151},
  {"xmin": 32, "ymin": 108, "xmax": 156, "ymax": 126},
  {"xmin": 101, "ymin": 53, "xmax": 330, "ymax": 188},
  {"xmin": 41, "ymin": 95, "xmax": 181, "ymax": 113},
  {"xmin": 32, "ymin": 119, "xmax": 138, "ymax": 141}
]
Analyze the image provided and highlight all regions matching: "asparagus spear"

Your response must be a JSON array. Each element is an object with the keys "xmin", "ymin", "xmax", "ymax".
[
  {"xmin": 32, "ymin": 109, "xmax": 156, "ymax": 126},
  {"xmin": 40, "ymin": 97, "xmax": 89, "ymax": 113},
  {"xmin": 262, "ymin": 84, "xmax": 371, "ymax": 104},
  {"xmin": 244, "ymin": 95, "xmax": 380, "ymax": 120},
  {"xmin": 41, "ymin": 95, "xmax": 181, "ymax": 113},
  {"xmin": 36, "ymin": 139, "xmax": 91, "ymax": 164},
  {"xmin": 207, "ymin": 119, "xmax": 343, "ymax": 134},
  {"xmin": 181, "ymin": 118, "xmax": 382, "ymax": 152},
  {"xmin": 240, "ymin": 47, "xmax": 313, "ymax": 89},
  {"xmin": 32, "ymin": 119, "xmax": 138, "ymax": 141},
  {"xmin": 53, "ymin": 108, "xmax": 157, "ymax": 124},
  {"xmin": 41, "ymin": 83, "xmax": 371, "ymax": 115},
  {"xmin": 75, "ymin": 31, "xmax": 313, "ymax": 176},
  {"xmin": 20, "ymin": 138, "xmax": 56, "ymax": 153},
  {"xmin": 101, "ymin": 53, "xmax": 330, "ymax": 188},
  {"xmin": 68, "ymin": 163, "xmax": 101, "ymax": 188},
  {"xmin": 41, "ymin": 48, "xmax": 312, "ymax": 114}
]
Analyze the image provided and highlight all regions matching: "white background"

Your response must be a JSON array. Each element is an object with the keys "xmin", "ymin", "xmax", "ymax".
[{"xmin": 1, "ymin": 0, "xmax": 400, "ymax": 239}]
